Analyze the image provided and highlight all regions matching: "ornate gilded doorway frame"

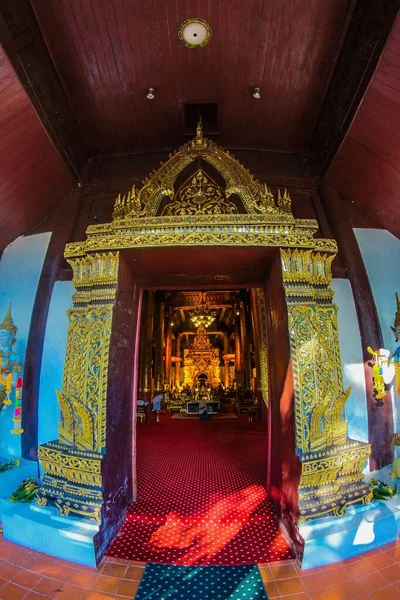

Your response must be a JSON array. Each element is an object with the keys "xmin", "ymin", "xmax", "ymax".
[{"xmin": 37, "ymin": 124, "xmax": 371, "ymax": 559}]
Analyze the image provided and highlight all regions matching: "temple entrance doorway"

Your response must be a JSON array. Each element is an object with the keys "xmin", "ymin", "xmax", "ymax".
[{"xmin": 106, "ymin": 282, "xmax": 293, "ymax": 565}]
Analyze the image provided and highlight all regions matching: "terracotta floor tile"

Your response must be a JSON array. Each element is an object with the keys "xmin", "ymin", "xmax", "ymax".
[
  {"xmin": 23, "ymin": 593, "xmax": 49, "ymax": 600},
  {"xmin": 117, "ymin": 579, "xmax": 139, "ymax": 597},
  {"xmin": 370, "ymin": 585, "xmax": 400, "ymax": 600},
  {"xmin": 379, "ymin": 563, "xmax": 400, "ymax": 584},
  {"xmin": 346, "ymin": 559, "xmax": 371, "ymax": 578},
  {"xmin": 384, "ymin": 546, "xmax": 400, "ymax": 562},
  {"xmin": 84, "ymin": 593, "xmax": 116, "ymax": 600},
  {"xmin": 301, "ymin": 572, "xmax": 330, "ymax": 591},
  {"xmin": 0, "ymin": 562, "xmax": 20, "ymax": 580},
  {"xmin": 259, "ymin": 565, "xmax": 274, "ymax": 582},
  {"xmin": 12, "ymin": 553, "xmax": 37, "ymax": 570},
  {"xmin": 263, "ymin": 580, "xmax": 279, "ymax": 598},
  {"xmin": 69, "ymin": 571, "xmax": 98, "ymax": 589},
  {"xmin": 365, "ymin": 552, "xmax": 395, "ymax": 570},
  {"xmin": 54, "ymin": 582, "xmax": 88, "ymax": 600},
  {"xmin": 276, "ymin": 576, "xmax": 306, "ymax": 596},
  {"xmin": 123, "ymin": 566, "xmax": 145, "ymax": 581},
  {"xmin": 100, "ymin": 563, "xmax": 127, "ymax": 578},
  {"xmin": 357, "ymin": 570, "xmax": 391, "ymax": 592},
  {"xmin": 93, "ymin": 575, "xmax": 120, "ymax": 594},
  {"xmin": 270, "ymin": 562, "xmax": 299, "ymax": 579},
  {"xmin": 0, "ymin": 545, "xmax": 13, "ymax": 560},
  {"xmin": 0, "ymin": 582, "xmax": 29, "ymax": 600},
  {"xmin": 283, "ymin": 595, "xmax": 312, "ymax": 600},
  {"xmin": 324, "ymin": 565, "xmax": 353, "ymax": 584},
  {"xmin": 45, "ymin": 564, "xmax": 75, "ymax": 582},
  {"xmin": 308, "ymin": 587, "xmax": 341, "ymax": 600},
  {"xmin": 330, "ymin": 579, "xmax": 367, "ymax": 599},
  {"xmin": 29, "ymin": 558, "xmax": 55, "ymax": 576},
  {"xmin": 12, "ymin": 569, "xmax": 43, "ymax": 589},
  {"xmin": 33, "ymin": 576, "xmax": 64, "ymax": 597}
]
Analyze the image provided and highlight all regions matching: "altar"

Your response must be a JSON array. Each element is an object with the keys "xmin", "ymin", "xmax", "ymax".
[
  {"xmin": 183, "ymin": 326, "xmax": 221, "ymax": 387},
  {"xmin": 186, "ymin": 401, "xmax": 220, "ymax": 414}
]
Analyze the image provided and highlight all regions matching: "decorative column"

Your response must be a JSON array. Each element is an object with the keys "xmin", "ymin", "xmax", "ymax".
[
  {"xmin": 165, "ymin": 320, "xmax": 173, "ymax": 387},
  {"xmin": 175, "ymin": 333, "xmax": 182, "ymax": 387},
  {"xmin": 37, "ymin": 251, "xmax": 120, "ymax": 522},
  {"xmin": 251, "ymin": 288, "xmax": 268, "ymax": 407},
  {"xmin": 239, "ymin": 295, "xmax": 252, "ymax": 389},
  {"xmin": 154, "ymin": 297, "xmax": 165, "ymax": 393},
  {"xmin": 280, "ymin": 243, "xmax": 372, "ymax": 523},
  {"xmin": 234, "ymin": 319, "xmax": 242, "ymax": 385},
  {"xmin": 138, "ymin": 290, "xmax": 154, "ymax": 402}
]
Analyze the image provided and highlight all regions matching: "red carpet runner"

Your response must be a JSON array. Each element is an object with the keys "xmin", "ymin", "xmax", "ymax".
[{"xmin": 107, "ymin": 415, "xmax": 293, "ymax": 565}]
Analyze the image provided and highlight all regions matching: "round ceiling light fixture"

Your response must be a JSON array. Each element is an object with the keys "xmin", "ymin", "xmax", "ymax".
[
  {"xmin": 253, "ymin": 87, "xmax": 261, "ymax": 99},
  {"xmin": 178, "ymin": 18, "xmax": 212, "ymax": 48},
  {"xmin": 146, "ymin": 87, "xmax": 155, "ymax": 100}
]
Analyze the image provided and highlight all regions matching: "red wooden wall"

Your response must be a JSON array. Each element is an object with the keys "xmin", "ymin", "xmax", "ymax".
[
  {"xmin": 326, "ymin": 13, "xmax": 400, "ymax": 239},
  {"xmin": 0, "ymin": 45, "xmax": 73, "ymax": 251}
]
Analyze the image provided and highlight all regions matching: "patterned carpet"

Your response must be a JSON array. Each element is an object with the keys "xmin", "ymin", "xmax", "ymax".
[
  {"xmin": 135, "ymin": 564, "xmax": 268, "ymax": 600},
  {"xmin": 107, "ymin": 415, "xmax": 292, "ymax": 565}
]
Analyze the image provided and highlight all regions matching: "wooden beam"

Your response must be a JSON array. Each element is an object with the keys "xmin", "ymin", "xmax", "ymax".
[
  {"xmin": 310, "ymin": 0, "xmax": 400, "ymax": 175},
  {"xmin": 319, "ymin": 183, "xmax": 394, "ymax": 470},
  {"xmin": 0, "ymin": 0, "xmax": 88, "ymax": 180},
  {"xmin": 21, "ymin": 189, "xmax": 83, "ymax": 461}
]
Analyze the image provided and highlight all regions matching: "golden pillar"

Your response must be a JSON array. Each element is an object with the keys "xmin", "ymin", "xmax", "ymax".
[
  {"xmin": 138, "ymin": 290, "xmax": 154, "ymax": 401},
  {"xmin": 165, "ymin": 320, "xmax": 173, "ymax": 386},
  {"xmin": 154, "ymin": 297, "xmax": 165, "ymax": 393},
  {"xmin": 37, "ymin": 251, "xmax": 120, "ymax": 522},
  {"xmin": 175, "ymin": 333, "xmax": 182, "ymax": 387},
  {"xmin": 280, "ymin": 246, "xmax": 371, "ymax": 523},
  {"xmin": 234, "ymin": 319, "xmax": 241, "ymax": 382},
  {"xmin": 239, "ymin": 296, "xmax": 252, "ymax": 389}
]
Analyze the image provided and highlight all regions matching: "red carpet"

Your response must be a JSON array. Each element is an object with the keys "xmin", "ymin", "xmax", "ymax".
[{"xmin": 107, "ymin": 415, "xmax": 293, "ymax": 565}]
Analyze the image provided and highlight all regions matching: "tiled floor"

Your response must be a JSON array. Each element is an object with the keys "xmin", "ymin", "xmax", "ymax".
[{"xmin": 0, "ymin": 535, "xmax": 399, "ymax": 599}]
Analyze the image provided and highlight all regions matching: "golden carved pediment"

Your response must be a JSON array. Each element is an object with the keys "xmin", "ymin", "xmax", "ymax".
[
  {"xmin": 160, "ymin": 169, "xmax": 237, "ymax": 216},
  {"xmin": 110, "ymin": 119, "xmax": 294, "ymax": 222}
]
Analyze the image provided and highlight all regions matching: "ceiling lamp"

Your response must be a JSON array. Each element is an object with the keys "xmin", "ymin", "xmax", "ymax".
[
  {"xmin": 146, "ymin": 87, "xmax": 155, "ymax": 100},
  {"xmin": 178, "ymin": 18, "xmax": 212, "ymax": 48},
  {"xmin": 190, "ymin": 294, "xmax": 216, "ymax": 329},
  {"xmin": 253, "ymin": 87, "xmax": 261, "ymax": 99}
]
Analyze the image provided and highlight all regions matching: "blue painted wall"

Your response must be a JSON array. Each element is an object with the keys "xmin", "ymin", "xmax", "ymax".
[
  {"xmin": 0, "ymin": 233, "xmax": 51, "ymax": 457},
  {"xmin": 331, "ymin": 279, "xmax": 368, "ymax": 443},
  {"xmin": 38, "ymin": 281, "xmax": 74, "ymax": 450},
  {"xmin": 355, "ymin": 228, "xmax": 400, "ymax": 445}
]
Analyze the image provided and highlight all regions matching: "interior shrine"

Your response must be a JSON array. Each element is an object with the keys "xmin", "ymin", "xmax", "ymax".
[
  {"xmin": 1, "ymin": 2, "xmax": 400, "ymax": 599},
  {"xmin": 137, "ymin": 289, "xmax": 261, "ymax": 418}
]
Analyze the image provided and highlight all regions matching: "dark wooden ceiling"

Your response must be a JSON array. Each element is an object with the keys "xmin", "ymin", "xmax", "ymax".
[
  {"xmin": 0, "ymin": 45, "xmax": 73, "ymax": 250},
  {"xmin": 30, "ymin": 0, "xmax": 352, "ymax": 155},
  {"xmin": 326, "ymin": 12, "xmax": 400, "ymax": 240}
]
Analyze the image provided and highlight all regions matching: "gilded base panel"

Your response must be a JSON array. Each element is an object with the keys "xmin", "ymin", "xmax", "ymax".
[
  {"xmin": 298, "ymin": 439, "xmax": 372, "ymax": 524},
  {"xmin": 37, "ymin": 441, "xmax": 103, "ymax": 522}
]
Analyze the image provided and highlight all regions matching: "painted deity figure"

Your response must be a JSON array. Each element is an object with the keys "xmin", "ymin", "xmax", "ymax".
[{"xmin": 0, "ymin": 304, "xmax": 23, "ymax": 434}]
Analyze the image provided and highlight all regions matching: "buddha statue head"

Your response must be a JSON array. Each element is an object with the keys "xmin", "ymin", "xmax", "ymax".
[{"xmin": 0, "ymin": 304, "xmax": 17, "ymax": 354}]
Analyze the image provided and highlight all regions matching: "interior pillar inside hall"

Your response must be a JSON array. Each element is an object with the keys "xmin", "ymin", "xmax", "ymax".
[
  {"xmin": 154, "ymin": 294, "xmax": 166, "ymax": 393},
  {"xmin": 239, "ymin": 291, "xmax": 252, "ymax": 389},
  {"xmin": 138, "ymin": 290, "xmax": 154, "ymax": 402},
  {"xmin": 234, "ymin": 315, "xmax": 242, "ymax": 386},
  {"xmin": 223, "ymin": 333, "xmax": 230, "ymax": 387},
  {"xmin": 165, "ymin": 319, "xmax": 173, "ymax": 387},
  {"xmin": 250, "ymin": 288, "xmax": 262, "ymax": 399},
  {"xmin": 175, "ymin": 333, "xmax": 182, "ymax": 388}
]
